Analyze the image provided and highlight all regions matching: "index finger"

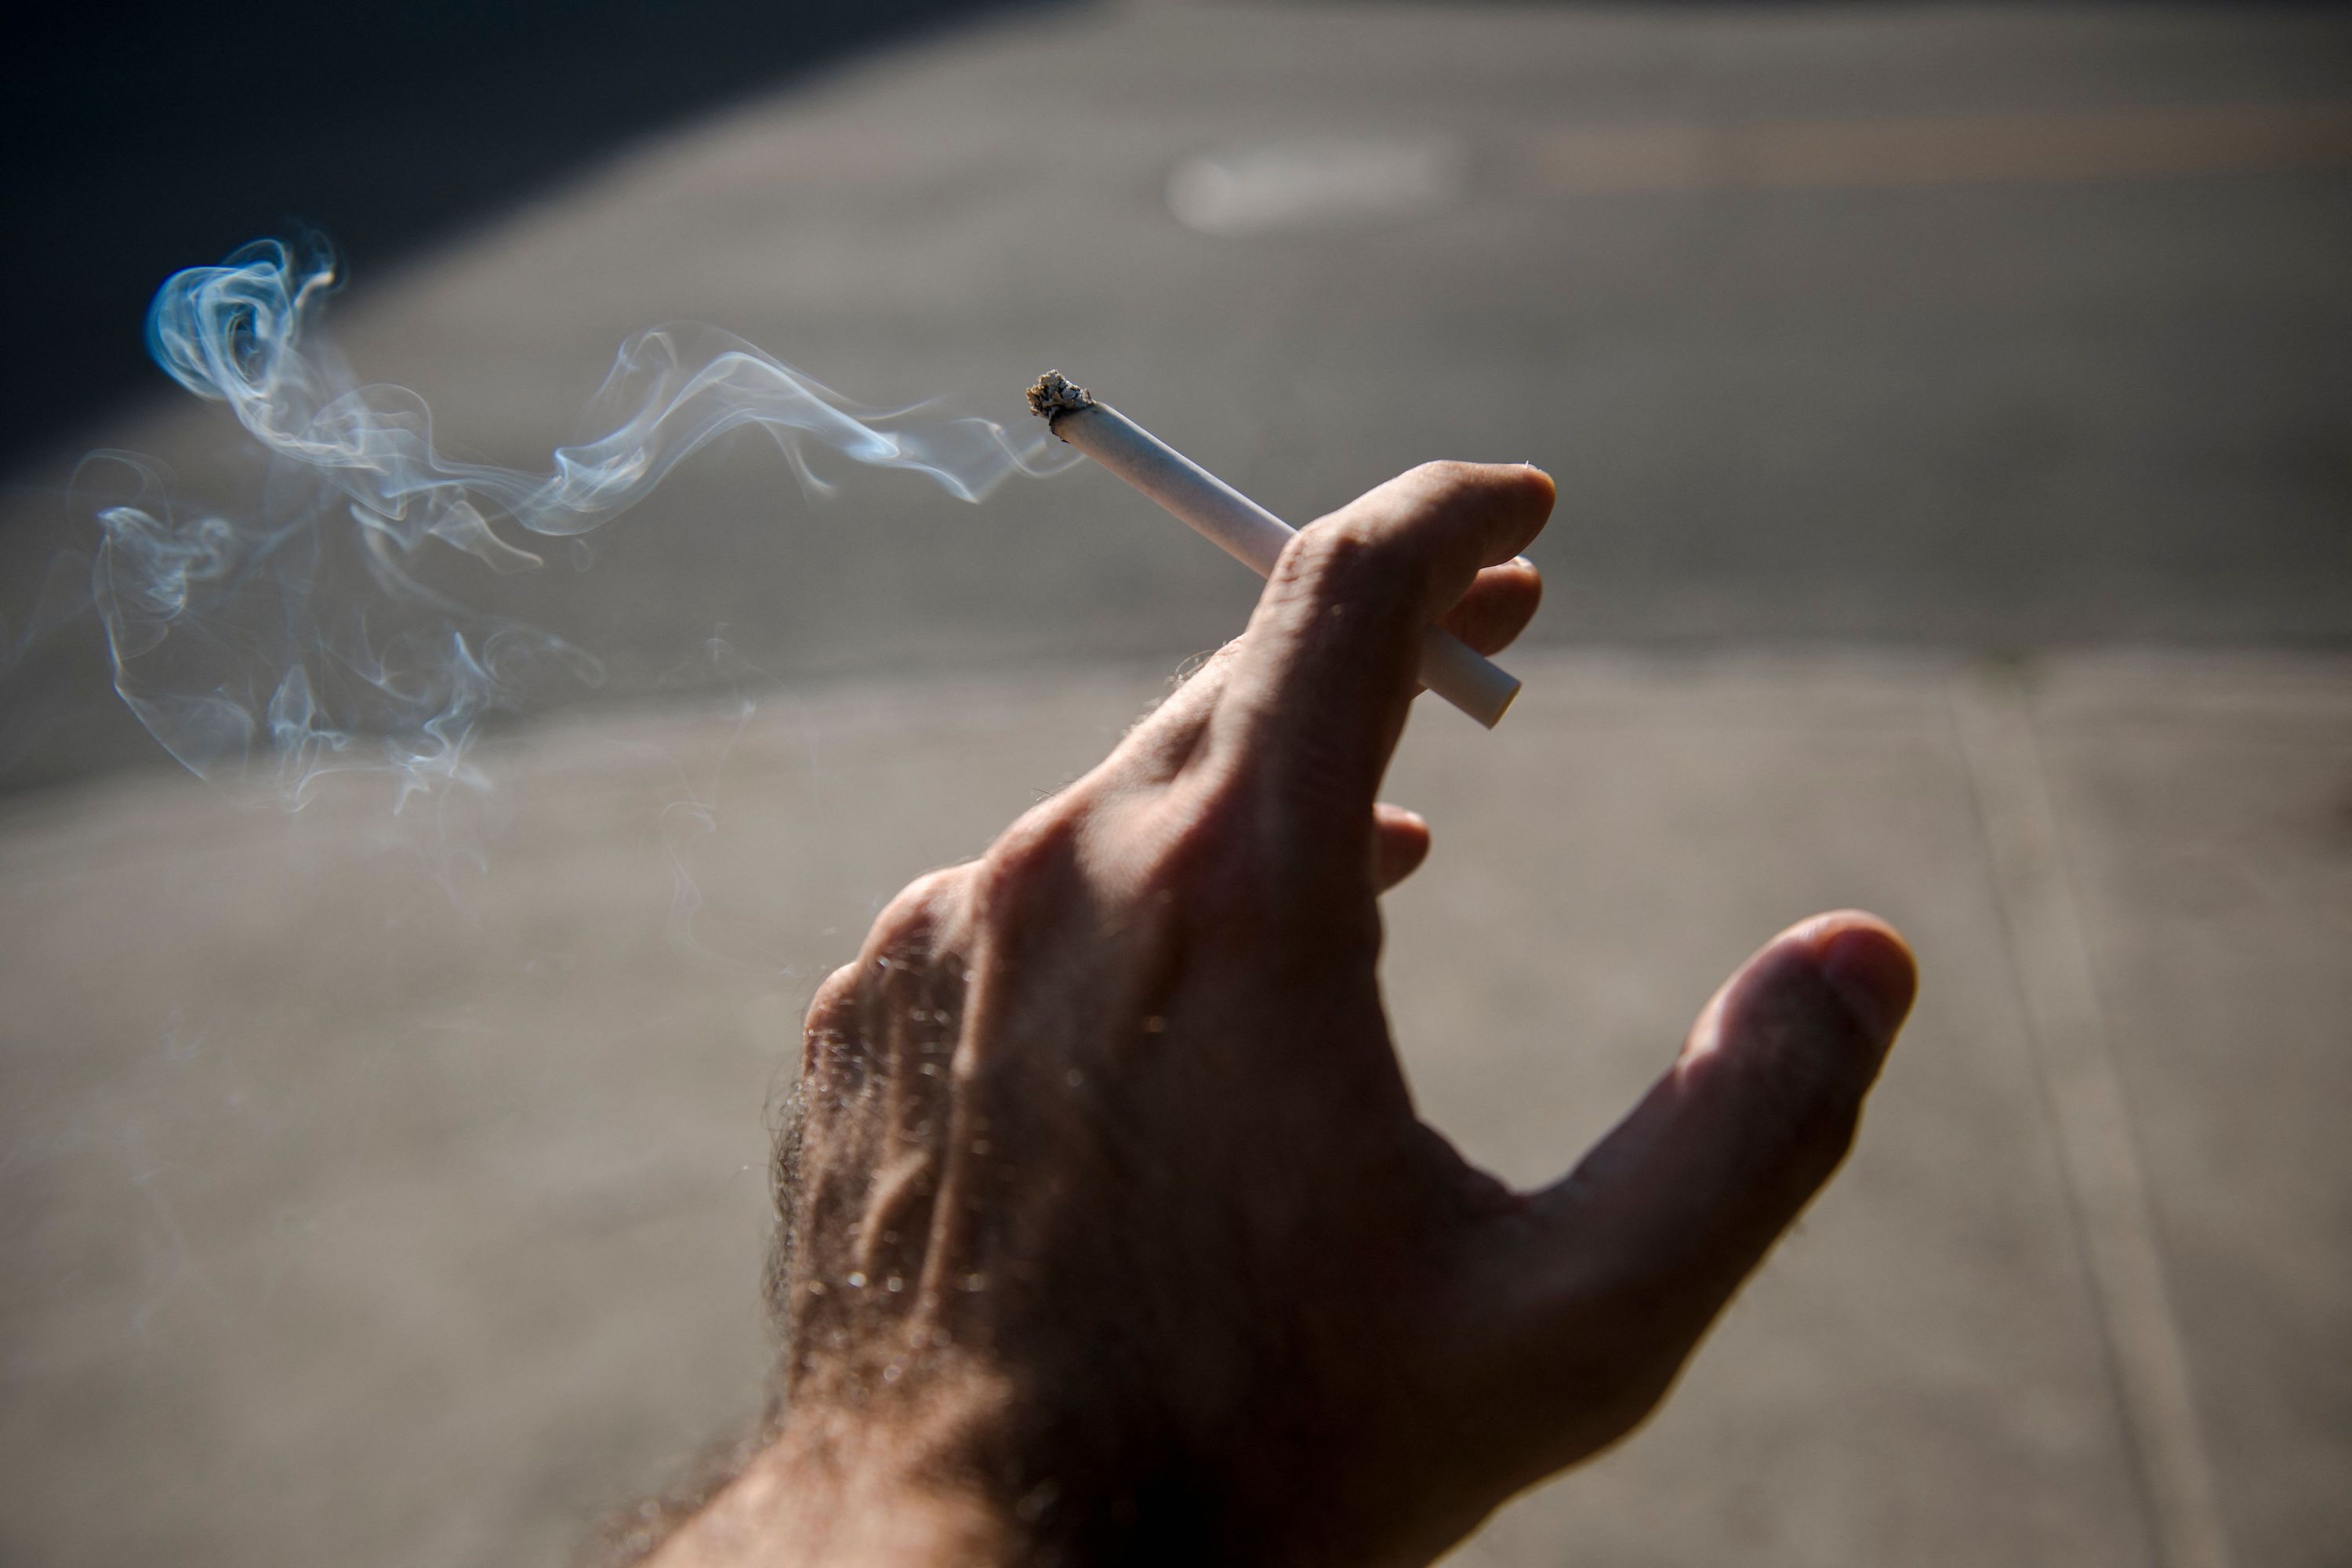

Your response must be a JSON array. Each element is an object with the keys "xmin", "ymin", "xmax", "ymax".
[{"xmin": 1219, "ymin": 462, "xmax": 1554, "ymax": 866}]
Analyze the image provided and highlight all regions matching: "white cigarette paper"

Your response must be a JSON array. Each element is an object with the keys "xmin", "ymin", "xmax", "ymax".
[{"xmin": 1027, "ymin": 372, "xmax": 1521, "ymax": 728}]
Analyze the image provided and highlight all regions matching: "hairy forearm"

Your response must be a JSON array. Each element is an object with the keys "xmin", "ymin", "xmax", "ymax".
[{"xmin": 644, "ymin": 1392, "xmax": 1021, "ymax": 1568}]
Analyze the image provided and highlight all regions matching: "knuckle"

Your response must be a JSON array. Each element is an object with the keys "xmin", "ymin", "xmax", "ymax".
[
  {"xmin": 805, "ymin": 962, "xmax": 862, "ymax": 1029},
  {"xmin": 1281, "ymin": 519, "xmax": 1380, "ymax": 590},
  {"xmin": 1272, "ymin": 515, "xmax": 1419, "ymax": 630},
  {"xmin": 864, "ymin": 866, "xmax": 967, "ymax": 964},
  {"xmin": 1264, "ymin": 531, "xmax": 1317, "ymax": 604},
  {"xmin": 975, "ymin": 800, "xmax": 1083, "ymax": 917},
  {"xmin": 800, "ymin": 964, "xmax": 869, "ymax": 1085}
]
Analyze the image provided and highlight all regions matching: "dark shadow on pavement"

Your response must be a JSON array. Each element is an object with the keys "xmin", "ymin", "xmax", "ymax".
[{"xmin": 0, "ymin": 0, "xmax": 1058, "ymax": 470}]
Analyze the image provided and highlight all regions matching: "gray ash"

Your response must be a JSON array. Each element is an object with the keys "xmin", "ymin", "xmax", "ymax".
[{"xmin": 1025, "ymin": 370, "xmax": 1096, "ymax": 424}]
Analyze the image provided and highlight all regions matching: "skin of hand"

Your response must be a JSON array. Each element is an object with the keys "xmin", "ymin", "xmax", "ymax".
[{"xmin": 646, "ymin": 463, "xmax": 1918, "ymax": 1568}]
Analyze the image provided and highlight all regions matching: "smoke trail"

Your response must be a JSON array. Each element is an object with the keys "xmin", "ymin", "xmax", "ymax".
[{"xmin": 88, "ymin": 235, "xmax": 1073, "ymax": 808}]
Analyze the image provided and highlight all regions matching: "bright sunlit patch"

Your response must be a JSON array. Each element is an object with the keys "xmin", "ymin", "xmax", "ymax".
[{"xmin": 1166, "ymin": 137, "xmax": 1465, "ymax": 238}]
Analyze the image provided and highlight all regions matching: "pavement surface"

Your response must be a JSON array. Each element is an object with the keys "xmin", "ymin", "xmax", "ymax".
[
  {"xmin": 3, "ymin": 0, "xmax": 2348, "ymax": 792},
  {"xmin": 3, "ymin": 652, "xmax": 2347, "ymax": 1568},
  {"xmin": 1, "ymin": 2, "xmax": 2347, "ymax": 1566}
]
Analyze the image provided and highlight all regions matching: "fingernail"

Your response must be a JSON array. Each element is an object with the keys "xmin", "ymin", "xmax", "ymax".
[
  {"xmin": 1816, "ymin": 925, "xmax": 1918, "ymax": 1047},
  {"xmin": 1510, "ymin": 554, "xmax": 1535, "ymax": 572}
]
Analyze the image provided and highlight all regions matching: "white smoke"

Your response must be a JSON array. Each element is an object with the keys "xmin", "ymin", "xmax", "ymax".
[{"xmin": 88, "ymin": 235, "xmax": 1073, "ymax": 808}]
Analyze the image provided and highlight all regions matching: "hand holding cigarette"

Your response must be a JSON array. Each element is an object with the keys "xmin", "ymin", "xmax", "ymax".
[
  {"xmin": 637, "ymin": 463, "xmax": 1918, "ymax": 1568},
  {"xmin": 1029, "ymin": 371, "xmax": 1524, "ymax": 728}
]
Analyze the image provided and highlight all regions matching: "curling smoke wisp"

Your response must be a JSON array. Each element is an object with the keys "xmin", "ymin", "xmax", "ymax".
[{"xmin": 88, "ymin": 237, "xmax": 1072, "ymax": 807}]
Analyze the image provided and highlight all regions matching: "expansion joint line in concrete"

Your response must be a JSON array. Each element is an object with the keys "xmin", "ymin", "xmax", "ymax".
[{"xmin": 1950, "ymin": 673, "xmax": 2231, "ymax": 1568}]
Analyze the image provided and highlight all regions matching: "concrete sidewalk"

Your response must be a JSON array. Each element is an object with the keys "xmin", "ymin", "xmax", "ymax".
[
  {"xmin": 1, "ymin": 650, "xmax": 2343, "ymax": 1566},
  {"xmin": 9, "ymin": 0, "xmax": 2350, "ymax": 795}
]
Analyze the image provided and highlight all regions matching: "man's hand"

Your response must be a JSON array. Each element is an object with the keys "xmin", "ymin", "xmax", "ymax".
[{"xmin": 649, "ymin": 463, "xmax": 1918, "ymax": 1567}]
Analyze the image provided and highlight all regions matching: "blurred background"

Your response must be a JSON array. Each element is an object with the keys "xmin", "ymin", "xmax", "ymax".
[{"xmin": 1, "ymin": 2, "xmax": 2346, "ymax": 1563}]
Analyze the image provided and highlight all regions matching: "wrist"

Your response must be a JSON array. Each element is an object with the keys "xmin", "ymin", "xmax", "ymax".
[{"xmin": 648, "ymin": 1368, "xmax": 1022, "ymax": 1568}]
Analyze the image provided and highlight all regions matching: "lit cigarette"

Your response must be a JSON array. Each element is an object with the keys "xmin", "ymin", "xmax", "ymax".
[{"xmin": 1026, "ymin": 372, "xmax": 1520, "ymax": 728}]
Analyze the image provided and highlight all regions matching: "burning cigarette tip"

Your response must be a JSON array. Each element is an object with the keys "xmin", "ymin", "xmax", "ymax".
[{"xmin": 1026, "ymin": 370, "xmax": 1097, "ymax": 431}]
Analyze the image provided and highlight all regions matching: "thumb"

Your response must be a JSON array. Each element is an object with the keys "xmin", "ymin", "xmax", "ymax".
[{"xmin": 1485, "ymin": 913, "xmax": 1916, "ymax": 1456}]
